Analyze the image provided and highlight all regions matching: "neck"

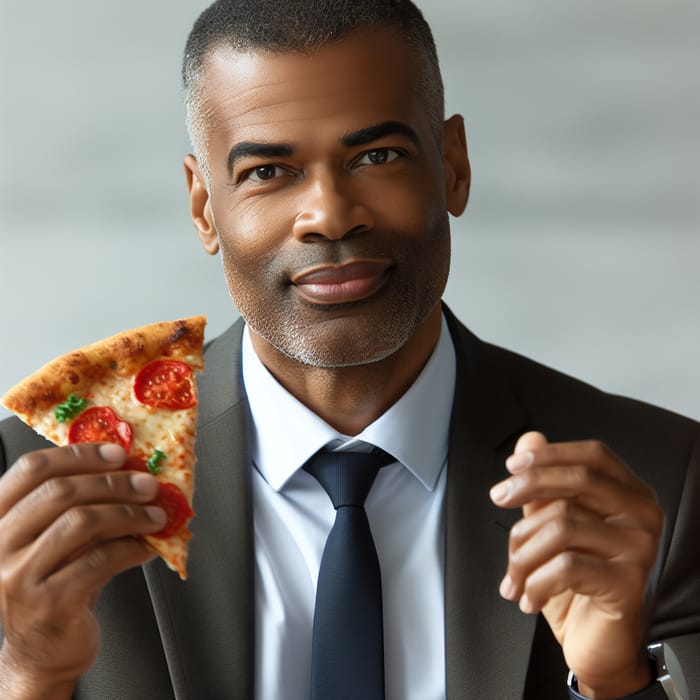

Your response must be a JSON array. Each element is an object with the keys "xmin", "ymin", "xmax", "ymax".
[{"xmin": 249, "ymin": 306, "xmax": 442, "ymax": 436}]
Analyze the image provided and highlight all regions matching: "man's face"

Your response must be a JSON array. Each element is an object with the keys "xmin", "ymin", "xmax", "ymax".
[{"xmin": 187, "ymin": 27, "xmax": 469, "ymax": 368}]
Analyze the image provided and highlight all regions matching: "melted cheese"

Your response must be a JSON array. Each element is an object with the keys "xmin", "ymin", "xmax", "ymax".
[{"xmin": 33, "ymin": 371, "xmax": 196, "ymax": 498}]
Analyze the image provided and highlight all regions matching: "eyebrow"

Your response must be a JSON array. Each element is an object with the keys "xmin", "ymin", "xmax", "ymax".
[
  {"xmin": 341, "ymin": 121, "xmax": 420, "ymax": 149},
  {"xmin": 226, "ymin": 121, "xmax": 420, "ymax": 176},
  {"xmin": 227, "ymin": 142, "xmax": 293, "ymax": 176}
]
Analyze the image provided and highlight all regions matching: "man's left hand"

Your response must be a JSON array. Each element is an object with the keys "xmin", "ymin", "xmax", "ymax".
[{"xmin": 490, "ymin": 431, "xmax": 662, "ymax": 698}]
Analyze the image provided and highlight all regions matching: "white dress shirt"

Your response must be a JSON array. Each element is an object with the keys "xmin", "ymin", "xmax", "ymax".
[{"xmin": 242, "ymin": 314, "xmax": 456, "ymax": 700}]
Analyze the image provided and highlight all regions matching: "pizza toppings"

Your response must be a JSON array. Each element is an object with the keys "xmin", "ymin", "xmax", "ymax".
[
  {"xmin": 134, "ymin": 360, "xmax": 196, "ymax": 410},
  {"xmin": 54, "ymin": 393, "xmax": 88, "ymax": 422},
  {"xmin": 146, "ymin": 449, "xmax": 167, "ymax": 475},
  {"xmin": 150, "ymin": 482, "xmax": 194, "ymax": 539},
  {"xmin": 68, "ymin": 406, "xmax": 134, "ymax": 452},
  {"xmin": 120, "ymin": 458, "xmax": 192, "ymax": 539},
  {"xmin": 123, "ymin": 456, "xmax": 148, "ymax": 472},
  {"xmin": 123, "ymin": 449, "xmax": 167, "ymax": 475}
]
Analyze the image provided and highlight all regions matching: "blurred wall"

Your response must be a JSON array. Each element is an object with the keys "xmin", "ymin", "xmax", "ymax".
[{"xmin": 1, "ymin": 0, "xmax": 698, "ymax": 421}]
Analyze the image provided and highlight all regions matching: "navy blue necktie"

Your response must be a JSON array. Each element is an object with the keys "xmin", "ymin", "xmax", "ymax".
[{"xmin": 304, "ymin": 448, "xmax": 394, "ymax": 700}]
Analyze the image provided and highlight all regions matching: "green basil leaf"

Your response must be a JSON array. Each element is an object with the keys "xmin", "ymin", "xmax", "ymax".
[
  {"xmin": 147, "ymin": 449, "xmax": 167, "ymax": 475},
  {"xmin": 54, "ymin": 394, "xmax": 88, "ymax": 423}
]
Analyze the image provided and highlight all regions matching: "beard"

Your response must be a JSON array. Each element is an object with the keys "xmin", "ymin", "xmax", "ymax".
[
  {"xmin": 220, "ymin": 223, "xmax": 450, "ymax": 369},
  {"xmin": 247, "ymin": 281, "xmax": 445, "ymax": 368}
]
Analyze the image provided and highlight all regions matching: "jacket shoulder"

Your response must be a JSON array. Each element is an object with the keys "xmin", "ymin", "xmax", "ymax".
[
  {"xmin": 0, "ymin": 416, "xmax": 53, "ymax": 473},
  {"xmin": 481, "ymin": 338, "xmax": 699, "ymax": 440},
  {"xmin": 445, "ymin": 308, "xmax": 699, "ymax": 475}
]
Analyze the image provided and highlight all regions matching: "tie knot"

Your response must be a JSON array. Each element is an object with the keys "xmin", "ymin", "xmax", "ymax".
[{"xmin": 304, "ymin": 448, "xmax": 394, "ymax": 509}]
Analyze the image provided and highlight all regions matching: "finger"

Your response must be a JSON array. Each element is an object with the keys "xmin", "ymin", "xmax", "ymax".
[
  {"xmin": 1, "ymin": 470, "xmax": 160, "ymax": 552},
  {"xmin": 516, "ymin": 552, "xmax": 649, "ymax": 615},
  {"xmin": 507, "ymin": 439, "xmax": 652, "ymax": 497},
  {"xmin": 513, "ymin": 430, "xmax": 548, "ymax": 454},
  {"xmin": 17, "ymin": 502, "xmax": 166, "ymax": 582},
  {"xmin": 48, "ymin": 537, "xmax": 159, "ymax": 603},
  {"xmin": 2, "ymin": 537, "xmax": 157, "ymax": 621},
  {"xmin": 501, "ymin": 501, "xmax": 660, "ymax": 602},
  {"xmin": 0, "ymin": 444, "xmax": 127, "ymax": 517},
  {"xmin": 510, "ymin": 432, "xmax": 549, "ymax": 518},
  {"xmin": 490, "ymin": 464, "xmax": 661, "ymax": 527},
  {"xmin": 507, "ymin": 497, "xmax": 659, "ymax": 546}
]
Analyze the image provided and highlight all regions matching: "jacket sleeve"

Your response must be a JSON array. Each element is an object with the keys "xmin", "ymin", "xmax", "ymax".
[{"xmin": 646, "ymin": 428, "xmax": 700, "ymax": 697}]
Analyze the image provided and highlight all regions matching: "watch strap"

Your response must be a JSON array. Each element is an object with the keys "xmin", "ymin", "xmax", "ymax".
[{"xmin": 567, "ymin": 671, "xmax": 673, "ymax": 700}]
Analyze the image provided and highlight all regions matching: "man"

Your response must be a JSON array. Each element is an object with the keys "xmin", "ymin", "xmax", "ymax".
[{"xmin": 0, "ymin": 1, "xmax": 697, "ymax": 698}]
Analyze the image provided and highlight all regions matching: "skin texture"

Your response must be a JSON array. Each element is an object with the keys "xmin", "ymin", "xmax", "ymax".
[{"xmin": 0, "ymin": 26, "xmax": 663, "ymax": 699}]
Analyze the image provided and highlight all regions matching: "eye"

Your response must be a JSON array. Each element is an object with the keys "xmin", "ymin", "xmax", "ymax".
[
  {"xmin": 242, "ymin": 164, "xmax": 285, "ymax": 182},
  {"xmin": 356, "ymin": 148, "xmax": 402, "ymax": 166}
]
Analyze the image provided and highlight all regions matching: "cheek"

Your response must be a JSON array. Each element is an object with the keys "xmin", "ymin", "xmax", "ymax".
[
  {"xmin": 213, "ymin": 204, "xmax": 284, "ymax": 275},
  {"xmin": 371, "ymin": 173, "xmax": 446, "ymax": 238}
]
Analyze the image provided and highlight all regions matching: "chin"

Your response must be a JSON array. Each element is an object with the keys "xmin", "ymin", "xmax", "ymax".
[
  {"xmin": 242, "ymin": 287, "xmax": 442, "ymax": 370},
  {"xmin": 278, "ymin": 335, "xmax": 407, "ymax": 369},
  {"xmin": 271, "ymin": 322, "xmax": 413, "ymax": 369}
]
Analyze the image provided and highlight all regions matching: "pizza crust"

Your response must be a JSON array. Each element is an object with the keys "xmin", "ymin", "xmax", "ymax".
[{"xmin": 2, "ymin": 317, "xmax": 205, "ymax": 423}]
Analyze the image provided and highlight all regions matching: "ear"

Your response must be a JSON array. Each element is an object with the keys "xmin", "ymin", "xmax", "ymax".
[
  {"xmin": 184, "ymin": 154, "xmax": 219, "ymax": 255},
  {"xmin": 442, "ymin": 114, "xmax": 471, "ymax": 217}
]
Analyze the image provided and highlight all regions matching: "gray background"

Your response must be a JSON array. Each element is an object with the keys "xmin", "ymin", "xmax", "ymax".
[{"xmin": 1, "ymin": 1, "xmax": 698, "ymax": 422}]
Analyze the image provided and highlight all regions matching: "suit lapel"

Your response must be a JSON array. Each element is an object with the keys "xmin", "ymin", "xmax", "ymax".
[
  {"xmin": 444, "ymin": 309, "xmax": 538, "ymax": 699},
  {"xmin": 143, "ymin": 320, "xmax": 256, "ymax": 699}
]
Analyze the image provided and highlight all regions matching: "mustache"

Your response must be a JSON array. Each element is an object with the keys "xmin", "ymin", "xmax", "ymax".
[{"xmin": 281, "ymin": 239, "xmax": 397, "ymax": 271}]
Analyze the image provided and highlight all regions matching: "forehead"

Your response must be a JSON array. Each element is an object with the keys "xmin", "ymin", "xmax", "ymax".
[{"xmin": 199, "ymin": 28, "xmax": 431, "ymax": 152}]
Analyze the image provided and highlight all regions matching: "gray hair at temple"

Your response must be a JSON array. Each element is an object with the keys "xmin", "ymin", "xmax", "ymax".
[{"xmin": 182, "ymin": 0, "xmax": 445, "ymax": 181}]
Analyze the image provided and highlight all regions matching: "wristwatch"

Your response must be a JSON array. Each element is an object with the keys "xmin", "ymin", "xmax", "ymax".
[
  {"xmin": 567, "ymin": 642, "xmax": 688, "ymax": 700},
  {"xmin": 648, "ymin": 642, "xmax": 688, "ymax": 700}
]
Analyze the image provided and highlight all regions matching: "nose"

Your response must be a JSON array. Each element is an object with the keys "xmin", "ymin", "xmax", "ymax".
[{"xmin": 292, "ymin": 171, "xmax": 375, "ymax": 241}]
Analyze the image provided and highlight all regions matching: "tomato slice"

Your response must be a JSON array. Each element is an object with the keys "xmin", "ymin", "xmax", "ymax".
[
  {"xmin": 68, "ymin": 406, "xmax": 133, "ymax": 452},
  {"xmin": 120, "ymin": 462, "xmax": 193, "ymax": 538},
  {"xmin": 122, "ymin": 456, "xmax": 148, "ymax": 472},
  {"xmin": 134, "ymin": 360, "xmax": 196, "ymax": 410},
  {"xmin": 150, "ymin": 482, "xmax": 194, "ymax": 539}
]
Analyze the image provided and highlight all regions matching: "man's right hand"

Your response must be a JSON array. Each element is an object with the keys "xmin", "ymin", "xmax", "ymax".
[{"xmin": 0, "ymin": 443, "xmax": 167, "ymax": 699}]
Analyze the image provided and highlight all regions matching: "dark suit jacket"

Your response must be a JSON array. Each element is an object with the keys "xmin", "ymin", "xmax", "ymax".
[{"xmin": 1, "ymin": 310, "xmax": 699, "ymax": 699}]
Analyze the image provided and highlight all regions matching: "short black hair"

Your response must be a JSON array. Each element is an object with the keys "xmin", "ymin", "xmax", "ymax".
[{"xmin": 182, "ymin": 0, "xmax": 444, "ymax": 177}]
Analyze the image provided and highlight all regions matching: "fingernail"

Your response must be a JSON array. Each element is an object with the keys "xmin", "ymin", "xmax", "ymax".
[
  {"xmin": 489, "ymin": 481, "xmax": 511, "ymax": 504},
  {"xmin": 499, "ymin": 575, "xmax": 517, "ymax": 600},
  {"xmin": 519, "ymin": 595, "xmax": 536, "ymax": 614},
  {"xmin": 145, "ymin": 506, "xmax": 167, "ymax": 525},
  {"xmin": 506, "ymin": 451, "xmax": 534, "ymax": 473},
  {"xmin": 98, "ymin": 444, "xmax": 126, "ymax": 463},
  {"xmin": 130, "ymin": 472, "xmax": 158, "ymax": 497}
]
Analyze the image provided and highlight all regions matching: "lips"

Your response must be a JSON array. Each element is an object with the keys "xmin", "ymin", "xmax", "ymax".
[{"xmin": 290, "ymin": 260, "xmax": 392, "ymax": 304}]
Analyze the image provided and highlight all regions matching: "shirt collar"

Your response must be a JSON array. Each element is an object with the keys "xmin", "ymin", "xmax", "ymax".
[{"xmin": 242, "ymin": 313, "xmax": 456, "ymax": 492}]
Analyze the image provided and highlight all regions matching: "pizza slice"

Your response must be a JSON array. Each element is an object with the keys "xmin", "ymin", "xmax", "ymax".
[{"xmin": 0, "ymin": 316, "xmax": 206, "ymax": 580}]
